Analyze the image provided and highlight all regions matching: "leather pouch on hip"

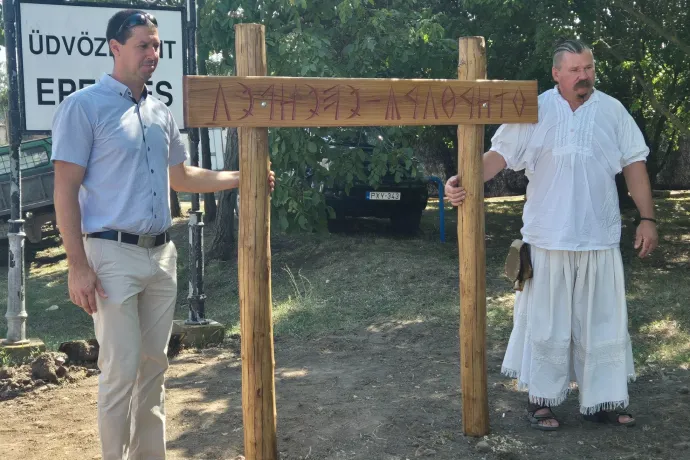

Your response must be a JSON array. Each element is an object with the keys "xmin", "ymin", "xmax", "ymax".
[{"xmin": 504, "ymin": 239, "xmax": 533, "ymax": 291}]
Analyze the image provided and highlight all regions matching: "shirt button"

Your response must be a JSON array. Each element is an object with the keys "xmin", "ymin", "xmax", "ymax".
[
  {"xmin": 154, "ymin": 192, "xmax": 157, "ymax": 196},
  {"xmin": 148, "ymin": 147, "xmax": 151, "ymax": 151},
  {"xmin": 151, "ymin": 169, "xmax": 154, "ymax": 173}
]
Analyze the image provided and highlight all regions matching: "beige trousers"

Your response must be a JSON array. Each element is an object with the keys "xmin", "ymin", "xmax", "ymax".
[{"xmin": 84, "ymin": 236, "xmax": 178, "ymax": 460}]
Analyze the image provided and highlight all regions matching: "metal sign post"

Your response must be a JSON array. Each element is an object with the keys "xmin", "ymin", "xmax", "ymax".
[
  {"xmin": 184, "ymin": 0, "xmax": 208, "ymax": 325},
  {"xmin": 2, "ymin": 0, "xmax": 28, "ymax": 345}
]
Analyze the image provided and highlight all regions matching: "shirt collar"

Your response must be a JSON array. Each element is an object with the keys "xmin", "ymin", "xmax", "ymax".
[
  {"xmin": 554, "ymin": 84, "xmax": 599, "ymax": 107},
  {"xmin": 99, "ymin": 73, "xmax": 148, "ymax": 102}
]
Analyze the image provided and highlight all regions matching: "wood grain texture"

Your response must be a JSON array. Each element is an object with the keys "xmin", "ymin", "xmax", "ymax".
[
  {"xmin": 184, "ymin": 76, "xmax": 538, "ymax": 128},
  {"xmin": 457, "ymin": 36, "xmax": 490, "ymax": 437},
  {"xmin": 235, "ymin": 23, "xmax": 278, "ymax": 460}
]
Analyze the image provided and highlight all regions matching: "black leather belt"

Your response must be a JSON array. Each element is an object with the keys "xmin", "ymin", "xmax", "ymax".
[{"xmin": 86, "ymin": 230, "xmax": 170, "ymax": 248}]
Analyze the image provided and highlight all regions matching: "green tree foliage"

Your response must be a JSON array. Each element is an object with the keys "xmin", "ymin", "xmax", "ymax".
[
  {"xmin": 198, "ymin": 0, "xmax": 454, "ymax": 232},
  {"xmin": 2, "ymin": 0, "xmax": 686, "ymax": 229},
  {"xmin": 197, "ymin": 0, "xmax": 688, "ymax": 231}
]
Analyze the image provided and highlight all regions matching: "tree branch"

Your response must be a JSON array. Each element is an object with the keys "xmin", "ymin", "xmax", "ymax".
[
  {"xmin": 617, "ymin": 1, "xmax": 690, "ymax": 57},
  {"xmin": 598, "ymin": 39, "xmax": 690, "ymax": 141}
]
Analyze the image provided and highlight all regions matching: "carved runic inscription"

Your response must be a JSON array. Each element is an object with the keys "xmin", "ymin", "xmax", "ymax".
[
  {"xmin": 513, "ymin": 89, "xmax": 526, "ymax": 116},
  {"xmin": 405, "ymin": 87, "xmax": 420, "ymax": 119},
  {"xmin": 442, "ymin": 87, "xmax": 456, "ymax": 119},
  {"xmin": 324, "ymin": 85, "xmax": 341, "ymax": 120},
  {"xmin": 385, "ymin": 86, "xmax": 401, "ymax": 120},
  {"xmin": 212, "ymin": 84, "xmax": 230, "ymax": 121},
  {"xmin": 424, "ymin": 86, "xmax": 438, "ymax": 120},
  {"xmin": 347, "ymin": 86, "xmax": 361, "ymax": 119},
  {"xmin": 306, "ymin": 85, "xmax": 320, "ymax": 120},
  {"xmin": 238, "ymin": 83, "xmax": 254, "ymax": 120},
  {"xmin": 185, "ymin": 76, "xmax": 538, "ymax": 127},
  {"xmin": 281, "ymin": 85, "xmax": 297, "ymax": 121}
]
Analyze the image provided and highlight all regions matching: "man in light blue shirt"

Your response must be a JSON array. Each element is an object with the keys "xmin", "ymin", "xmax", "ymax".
[{"xmin": 51, "ymin": 9, "xmax": 274, "ymax": 459}]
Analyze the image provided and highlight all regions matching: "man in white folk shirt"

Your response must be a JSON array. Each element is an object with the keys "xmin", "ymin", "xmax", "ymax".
[{"xmin": 445, "ymin": 39, "xmax": 658, "ymax": 430}]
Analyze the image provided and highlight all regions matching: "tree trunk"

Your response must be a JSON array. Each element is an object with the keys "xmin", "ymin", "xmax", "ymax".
[
  {"xmin": 646, "ymin": 114, "xmax": 668, "ymax": 184},
  {"xmin": 208, "ymin": 128, "xmax": 239, "ymax": 260},
  {"xmin": 170, "ymin": 188, "xmax": 181, "ymax": 218}
]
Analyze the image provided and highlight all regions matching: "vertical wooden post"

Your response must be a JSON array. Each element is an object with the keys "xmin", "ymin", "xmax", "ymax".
[
  {"xmin": 457, "ymin": 36, "xmax": 489, "ymax": 436},
  {"xmin": 235, "ymin": 23, "xmax": 278, "ymax": 460}
]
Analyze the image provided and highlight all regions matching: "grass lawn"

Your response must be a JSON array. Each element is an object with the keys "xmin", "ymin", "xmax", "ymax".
[{"xmin": 1, "ymin": 192, "xmax": 689, "ymax": 372}]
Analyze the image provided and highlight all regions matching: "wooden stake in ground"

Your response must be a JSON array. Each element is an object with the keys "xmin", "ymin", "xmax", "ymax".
[
  {"xmin": 184, "ymin": 28, "xmax": 537, "ymax": 458},
  {"xmin": 235, "ymin": 23, "xmax": 278, "ymax": 460},
  {"xmin": 457, "ymin": 36, "xmax": 489, "ymax": 436}
]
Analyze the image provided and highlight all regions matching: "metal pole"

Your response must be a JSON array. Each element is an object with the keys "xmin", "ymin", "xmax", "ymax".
[
  {"xmin": 187, "ymin": 0, "xmax": 200, "ymax": 211},
  {"xmin": 185, "ymin": 0, "xmax": 208, "ymax": 324},
  {"xmin": 187, "ymin": 210, "xmax": 207, "ymax": 324},
  {"xmin": 2, "ymin": 0, "xmax": 28, "ymax": 345},
  {"xmin": 428, "ymin": 176, "xmax": 446, "ymax": 243}
]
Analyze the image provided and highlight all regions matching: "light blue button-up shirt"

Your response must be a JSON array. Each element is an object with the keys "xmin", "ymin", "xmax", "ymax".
[{"xmin": 51, "ymin": 73, "xmax": 188, "ymax": 235}]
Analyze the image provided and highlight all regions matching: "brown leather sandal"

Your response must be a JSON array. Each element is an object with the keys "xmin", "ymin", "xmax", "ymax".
[{"xmin": 528, "ymin": 403, "xmax": 560, "ymax": 431}]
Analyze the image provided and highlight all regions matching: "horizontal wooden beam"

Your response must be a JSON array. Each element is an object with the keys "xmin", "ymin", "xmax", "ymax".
[{"xmin": 184, "ymin": 76, "xmax": 538, "ymax": 128}]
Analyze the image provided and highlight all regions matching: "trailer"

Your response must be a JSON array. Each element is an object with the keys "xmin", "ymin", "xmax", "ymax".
[{"xmin": 0, "ymin": 137, "xmax": 58, "ymax": 244}]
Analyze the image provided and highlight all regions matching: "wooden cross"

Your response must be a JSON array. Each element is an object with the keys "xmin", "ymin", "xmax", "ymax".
[{"xmin": 184, "ymin": 24, "xmax": 537, "ymax": 460}]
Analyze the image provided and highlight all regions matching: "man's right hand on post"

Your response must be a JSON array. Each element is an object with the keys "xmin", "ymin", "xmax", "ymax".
[
  {"xmin": 68, "ymin": 264, "xmax": 107, "ymax": 315},
  {"xmin": 445, "ymin": 175, "xmax": 467, "ymax": 206}
]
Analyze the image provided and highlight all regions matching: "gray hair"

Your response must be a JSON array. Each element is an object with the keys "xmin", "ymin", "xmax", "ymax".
[{"xmin": 553, "ymin": 39, "xmax": 592, "ymax": 68}]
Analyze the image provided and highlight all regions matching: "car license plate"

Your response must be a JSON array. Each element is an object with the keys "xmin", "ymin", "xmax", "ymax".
[{"xmin": 367, "ymin": 191, "xmax": 401, "ymax": 200}]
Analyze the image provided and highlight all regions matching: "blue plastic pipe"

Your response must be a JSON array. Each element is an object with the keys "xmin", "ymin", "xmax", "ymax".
[{"xmin": 427, "ymin": 176, "xmax": 445, "ymax": 243}]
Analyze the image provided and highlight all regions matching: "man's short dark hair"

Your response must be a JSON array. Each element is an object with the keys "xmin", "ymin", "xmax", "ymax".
[
  {"xmin": 106, "ymin": 9, "xmax": 157, "ymax": 44},
  {"xmin": 553, "ymin": 39, "xmax": 592, "ymax": 68}
]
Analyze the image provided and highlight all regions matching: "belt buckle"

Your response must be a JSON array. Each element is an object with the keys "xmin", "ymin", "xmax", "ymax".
[{"xmin": 137, "ymin": 235, "xmax": 157, "ymax": 249}]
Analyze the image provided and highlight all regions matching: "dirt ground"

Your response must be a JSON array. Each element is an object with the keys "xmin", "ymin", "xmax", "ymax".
[
  {"xmin": 2, "ymin": 322, "xmax": 690, "ymax": 460},
  {"xmin": 3, "ymin": 194, "xmax": 690, "ymax": 459}
]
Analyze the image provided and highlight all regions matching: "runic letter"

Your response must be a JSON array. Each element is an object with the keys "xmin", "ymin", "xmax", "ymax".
[
  {"xmin": 280, "ymin": 85, "xmax": 297, "ymax": 121},
  {"xmin": 458, "ymin": 86, "xmax": 474, "ymax": 119},
  {"xmin": 213, "ymin": 84, "xmax": 231, "ymax": 121},
  {"xmin": 442, "ymin": 86, "xmax": 456, "ymax": 119},
  {"xmin": 306, "ymin": 85, "xmax": 320, "ymax": 120},
  {"xmin": 238, "ymin": 83, "xmax": 255, "ymax": 120},
  {"xmin": 324, "ymin": 85, "xmax": 341, "ymax": 120},
  {"xmin": 423, "ymin": 86, "xmax": 438, "ymax": 120},
  {"xmin": 405, "ymin": 86, "xmax": 420, "ymax": 119},
  {"xmin": 347, "ymin": 86, "xmax": 361, "ymax": 119},
  {"xmin": 513, "ymin": 89, "xmax": 526, "ymax": 117},
  {"xmin": 385, "ymin": 86, "xmax": 401, "ymax": 120}
]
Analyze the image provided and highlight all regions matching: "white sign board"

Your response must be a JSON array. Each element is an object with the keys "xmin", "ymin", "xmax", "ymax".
[{"xmin": 18, "ymin": 1, "xmax": 186, "ymax": 132}]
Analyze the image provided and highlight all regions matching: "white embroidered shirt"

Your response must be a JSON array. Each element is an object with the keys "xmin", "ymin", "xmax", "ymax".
[{"xmin": 491, "ymin": 87, "xmax": 649, "ymax": 250}]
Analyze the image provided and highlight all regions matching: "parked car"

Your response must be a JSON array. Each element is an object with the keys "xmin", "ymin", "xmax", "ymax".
[{"xmin": 320, "ymin": 146, "xmax": 429, "ymax": 233}]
